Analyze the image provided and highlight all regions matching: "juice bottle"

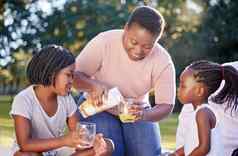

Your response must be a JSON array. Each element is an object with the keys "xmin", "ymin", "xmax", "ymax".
[{"xmin": 79, "ymin": 87, "xmax": 123, "ymax": 118}]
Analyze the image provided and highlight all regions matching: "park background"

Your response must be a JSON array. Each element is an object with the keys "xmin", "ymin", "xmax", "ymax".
[{"xmin": 0, "ymin": 0, "xmax": 238, "ymax": 151}]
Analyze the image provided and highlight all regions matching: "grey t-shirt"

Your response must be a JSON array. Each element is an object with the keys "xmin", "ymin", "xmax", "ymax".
[{"xmin": 10, "ymin": 85, "xmax": 77, "ymax": 155}]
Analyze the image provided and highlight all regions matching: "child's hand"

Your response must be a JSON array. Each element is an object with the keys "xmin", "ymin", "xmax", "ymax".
[
  {"xmin": 93, "ymin": 134, "xmax": 108, "ymax": 156},
  {"xmin": 63, "ymin": 131, "xmax": 85, "ymax": 148}
]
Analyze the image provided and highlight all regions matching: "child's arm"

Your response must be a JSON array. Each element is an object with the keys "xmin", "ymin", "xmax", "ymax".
[
  {"xmin": 13, "ymin": 115, "xmax": 80, "ymax": 153},
  {"xmin": 67, "ymin": 112, "xmax": 79, "ymax": 131},
  {"xmin": 188, "ymin": 108, "xmax": 213, "ymax": 156}
]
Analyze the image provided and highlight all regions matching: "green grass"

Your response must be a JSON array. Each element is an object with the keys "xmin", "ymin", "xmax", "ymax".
[
  {"xmin": 0, "ymin": 95, "xmax": 178, "ymax": 150},
  {"xmin": 0, "ymin": 96, "xmax": 14, "ymax": 147},
  {"xmin": 160, "ymin": 113, "xmax": 178, "ymax": 150}
]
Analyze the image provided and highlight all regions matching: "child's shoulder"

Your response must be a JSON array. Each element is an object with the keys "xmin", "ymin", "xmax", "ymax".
[
  {"xmin": 57, "ymin": 94, "xmax": 77, "ymax": 114},
  {"xmin": 10, "ymin": 86, "xmax": 35, "ymax": 119},
  {"xmin": 57, "ymin": 94, "xmax": 76, "ymax": 105},
  {"xmin": 14, "ymin": 85, "xmax": 34, "ymax": 100},
  {"xmin": 12, "ymin": 86, "xmax": 37, "ymax": 110},
  {"xmin": 195, "ymin": 104, "xmax": 217, "ymax": 127},
  {"xmin": 196, "ymin": 104, "xmax": 215, "ymax": 116}
]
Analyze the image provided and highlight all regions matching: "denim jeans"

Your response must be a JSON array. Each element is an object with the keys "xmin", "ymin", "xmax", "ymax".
[{"xmin": 77, "ymin": 111, "xmax": 161, "ymax": 156}]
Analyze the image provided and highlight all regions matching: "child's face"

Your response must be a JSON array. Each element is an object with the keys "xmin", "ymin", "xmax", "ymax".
[
  {"xmin": 53, "ymin": 63, "xmax": 75, "ymax": 96},
  {"xmin": 177, "ymin": 68, "xmax": 198, "ymax": 104}
]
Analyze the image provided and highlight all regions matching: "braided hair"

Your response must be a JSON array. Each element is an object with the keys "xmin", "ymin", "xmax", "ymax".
[
  {"xmin": 188, "ymin": 60, "xmax": 238, "ymax": 112},
  {"xmin": 27, "ymin": 44, "xmax": 75, "ymax": 86}
]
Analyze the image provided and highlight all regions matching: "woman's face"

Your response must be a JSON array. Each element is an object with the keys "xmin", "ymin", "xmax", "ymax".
[
  {"xmin": 53, "ymin": 63, "xmax": 75, "ymax": 96},
  {"xmin": 122, "ymin": 23, "xmax": 158, "ymax": 61}
]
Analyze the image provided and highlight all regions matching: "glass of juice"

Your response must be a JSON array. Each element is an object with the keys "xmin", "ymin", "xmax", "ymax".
[{"xmin": 119, "ymin": 98, "xmax": 136, "ymax": 123}]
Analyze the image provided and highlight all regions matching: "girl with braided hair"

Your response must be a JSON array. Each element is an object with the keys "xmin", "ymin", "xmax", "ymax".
[
  {"xmin": 208, "ymin": 61, "xmax": 238, "ymax": 156},
  {"xmin": 10, "ymin": 45, "xmax": 112, "ymax": 156},
  {"xmin": 171, "ymin": 60, "xmax": 238, "ymax": 156}
]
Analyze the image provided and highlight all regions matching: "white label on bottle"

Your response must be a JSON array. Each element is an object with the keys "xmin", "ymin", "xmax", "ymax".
[{"xmin": 84, "ymin": 104, "xmax": 97, "ymax": 116}]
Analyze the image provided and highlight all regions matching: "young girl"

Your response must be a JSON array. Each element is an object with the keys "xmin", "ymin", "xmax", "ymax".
[
  {"xmin": 10, "ymin": 45, "xmax": 111, "ymax": 156},
  {"xmin": 208, "ymin": 61, "xmax": 238, "ymax": 156},
  {"xmin": 171, "ymin": 60, "xmax": 238, "ymax": 156}
]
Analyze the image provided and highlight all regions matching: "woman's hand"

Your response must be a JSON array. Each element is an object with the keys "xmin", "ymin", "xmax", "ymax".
[
  {"xmin": 129, "ymin": 103, "xmax": 146, "ymax": 121},
  {"xmin": 73, "ymin": 71, "xmax": 108, "ymax": 107},
  {"xmin": 89, "ymin": 81, "xmax": 108, "ymax": 107}
]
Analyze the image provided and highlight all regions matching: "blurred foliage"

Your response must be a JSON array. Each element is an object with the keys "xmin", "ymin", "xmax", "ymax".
[
  {"xmin": 169, "ymin": 0, "xmax": 238, "ymax": 76},
  {"xmin": 0, "ymin": 0, "xmax": 238, "ymax": 111},
  {"xmin": 200, "ymin": 0, "xmax": 238, "ymax": 61},
  {"xmin": 0, "ymin": 0, "xmax": 131, "ymax": 94}
]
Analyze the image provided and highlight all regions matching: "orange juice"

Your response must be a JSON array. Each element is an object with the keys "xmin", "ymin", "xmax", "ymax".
[
  {"xmin": 118, "ymin": 98, "xmax": 136, "ymax": 123},
  {"xmin": 119, "ymin": 113, "xmax": 136, "ymax": 123}
]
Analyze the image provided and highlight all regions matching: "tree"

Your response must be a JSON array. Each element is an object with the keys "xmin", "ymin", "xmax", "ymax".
[
  {"xmin": 165, "ymin": 0, "xmax": 238, "ymax": 111},
  {"xmin": 0, "ymin": 0, "xmax": 140, "ymax": 93},
  {"xmin": 200, "ymin": 0, "xmax": 238, "ymax": 62},
  {"xmin": 0, "ymin": 0, "xmax": 70, "ymax": 67}
]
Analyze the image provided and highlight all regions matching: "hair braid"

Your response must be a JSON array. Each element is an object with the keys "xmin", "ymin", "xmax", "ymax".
[
  {"xmin": 188, "ymin": 60, "xmax": 238, "ymax": 112},
  {"xmin": 27, "ymin": 44, "xmax": 75, "ymax": 86}
]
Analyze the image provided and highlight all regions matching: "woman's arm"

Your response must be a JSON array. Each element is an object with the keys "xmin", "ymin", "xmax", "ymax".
[
  {"xmin": 129, "ymin": 103, "xmax": 173, "ymax": 122},
  {"xmin": 13, "ymin": 115, "xmax": 79, "ymax": 153},
  {"xmin": 142, "ymin": 103, "xmax": 173, "ymax": 122}
]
